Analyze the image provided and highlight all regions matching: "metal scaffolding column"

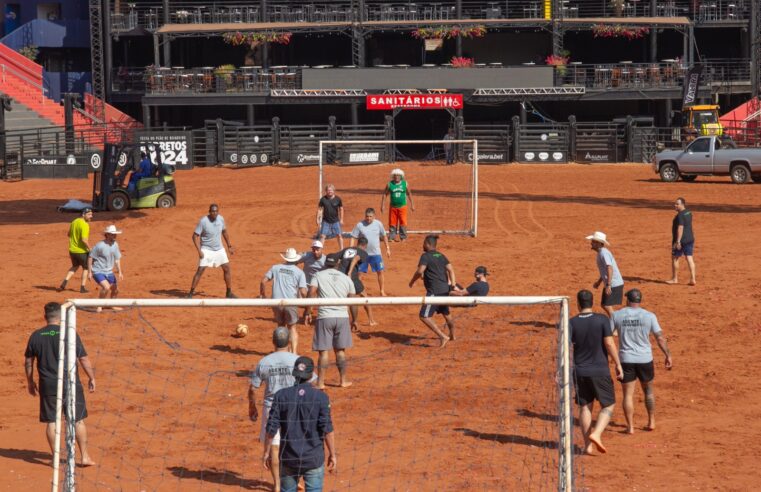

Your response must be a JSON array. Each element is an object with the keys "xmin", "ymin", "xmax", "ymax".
[
  {"xmin": 351, "ymin": 0, "xmax": 366, "ymax": 67},
  {"xmin": 88, "ymin": 0, "xmax": 106, "ymax": 121},
  {"xmin": 752, "ymin": 0, "xmax": 760, "ymax": 97}
]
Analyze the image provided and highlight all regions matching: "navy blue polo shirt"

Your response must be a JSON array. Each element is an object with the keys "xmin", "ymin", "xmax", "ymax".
[{"xmin": 266, "ymin": 383, "xmax": 334, "ymax": 471}]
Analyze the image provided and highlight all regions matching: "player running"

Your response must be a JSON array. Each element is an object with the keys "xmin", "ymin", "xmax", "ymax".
[{"xmin": 380, "ymin": 169, "xmax": 415, "ymax": 242}]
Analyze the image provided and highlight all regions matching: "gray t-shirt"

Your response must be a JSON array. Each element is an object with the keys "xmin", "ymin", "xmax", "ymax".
[
  {"xmin": 351, "ymin": 219, "xmax": 386, "ymax": 256},
  {"xmin": 250, "ymin": 351, "xmax": 299, "ymax": 408},
  {"xmin": 194, "ymin": 215, "xmax": 226, "ymax": 251},
  {"xmin": 309, "ymin": 268, "xmax": 356, "ymax": 319},
  {"xmin": 596, "ymin": 247, "xmax": 624, "ymax": 287},
  {"xmin": 90, "ymin": 240, "xmax": 122, "ymax": 275},
  {"xmin": 613, "ymin": 307, "xmax": 662, "ymax": 363},
  {"xmin": 298, "ymin": 252, "xmax": 326, "ymax": 283},
  {"xmin": 265, "ymin": 264, "xmax": 307, "ymax": 299}
]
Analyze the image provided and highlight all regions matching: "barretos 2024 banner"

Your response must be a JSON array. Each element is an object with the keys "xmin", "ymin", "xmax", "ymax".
[{"xmin": 366, "ymin": 94, "xmax": 463, "ymax": 110}]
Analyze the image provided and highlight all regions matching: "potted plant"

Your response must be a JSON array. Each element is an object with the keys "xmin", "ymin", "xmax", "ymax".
[
  {"xmin": 450, "ymin": 56, "xmax": 474, "ymax": 68},
  {"xmin": 546, "ymin": 51, "xmax": 570, "ymax": 76},
  {"xmin": 214, "ymin": 64, "xmax": 236, "ymax": 92}
]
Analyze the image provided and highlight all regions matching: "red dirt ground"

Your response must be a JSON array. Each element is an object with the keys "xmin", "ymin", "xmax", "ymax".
[{"xmin": 2, "ymin": 163, "xmax": 760, "ymax": 491}]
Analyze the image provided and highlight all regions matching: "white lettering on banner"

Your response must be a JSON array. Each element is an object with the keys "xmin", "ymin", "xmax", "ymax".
[
  {"xmin": 467, "ymin": 152, "xmax": 506, "ymax": 161},
  {"xmin": 297, "ymin": 154, "xmax": 320, "ymax": 163},
  {"xmin": 25, "ymin": 158, "xmax": 58, "ymax": 165},
  {"xmin": 583, "ymin": 152, "xmax": 609, "ymax": 161},
  {"xmin": 538, "ymin": 152, "xmax": 549, "ymax": 161},
  {"xmin": 138, "ymin": 134, "xmax": 191, "ymax": 167},
  {"xmin": 525, "ymin": 152, "xmax": 535, "ymax": 160},
  {"xmin": 348, "ymin": 152, "xmax": 380, "ymax": 163},
  {"xmin": 552, "ymin": 152, "xmax": 564, "ymax": 161}
]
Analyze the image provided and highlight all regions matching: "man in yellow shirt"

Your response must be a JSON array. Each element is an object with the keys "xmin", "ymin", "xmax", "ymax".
[{"xmin": 58, "ymin": 208, "xmax": 93, "ymax": 293}]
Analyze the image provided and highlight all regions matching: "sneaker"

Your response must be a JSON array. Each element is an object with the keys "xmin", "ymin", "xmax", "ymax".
[
  {"xmin": 57, "ymin": 281, "xmax": 67, "ymax": 292},
  {"xmin": 79, "ymin": 287, "xmax": 89, "ymax": 294},
  {"xmin": 226, "ymin": 291, "xmax": 238, "ymax": 299}
]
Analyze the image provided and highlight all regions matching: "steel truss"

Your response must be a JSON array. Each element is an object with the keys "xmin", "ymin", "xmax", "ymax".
[
  {"xmin": 88, "ymin": 0, "xmax": 106, "ymax": 121},
  {"xmin": 270, "ymin": 89, "xmax": 367, "ymax": 97},
  {"xmin": 472, "ymin": 87, "xmax": 585, "ymax": 96}
]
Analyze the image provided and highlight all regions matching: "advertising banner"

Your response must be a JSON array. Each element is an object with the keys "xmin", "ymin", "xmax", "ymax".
[
  {"xmin": 366, "ymin": 94, "xmax": 463, "ymax": 110},
  {"xmin": 135, "ymin": 131, "xmax": 193, "ymax": 169}
]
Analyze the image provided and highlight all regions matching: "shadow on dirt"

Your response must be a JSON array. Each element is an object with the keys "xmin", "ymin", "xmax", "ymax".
[
  {"xmin": 343, "ymin": 188, "xmax": 761, "ymax": 214},
  {"xmin": 623, "ymin": 276, "xmax": 668, "ymax": 285},
  {"xmin": 166, "ymin": 466, "xmax": 270, "ymax": 490},
  {"xmin": 357, "ymin": 330, "xmax": 423, "ymax": 345},
  {"xmin": 0, "ymin": 448, "xmax": 49, "ymax": 466},
  {"xmin": 210, "ymin": 344, "xmax": 267, "ymax": 356},
  {"xmin": 0, "ymin": 199, "xmax": 148, "ymax": 225},
  {"xmin": 150, "ymin": 289, "xmax": 190, "ymax": 298},
  {"xmin": 454, "ymin": 427, "xmax": 584, "ymax": 454}
]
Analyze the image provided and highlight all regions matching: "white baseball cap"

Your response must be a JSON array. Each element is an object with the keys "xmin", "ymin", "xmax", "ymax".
[
  {"xmin": 311, "ymin": 240, "xmax": 324, "ymax": 249},
  {"xmin": 104, "ymin": 225, "xmax": 122, "ymax": 235},
  {"xmin": 390, "ymin": 168, "xmax": 404, "ymax": 177}
]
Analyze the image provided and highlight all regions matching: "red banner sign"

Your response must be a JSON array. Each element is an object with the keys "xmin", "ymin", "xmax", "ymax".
[{"xmin": 366, "ymin": 94, "xmax": 463, "ymax": 110}]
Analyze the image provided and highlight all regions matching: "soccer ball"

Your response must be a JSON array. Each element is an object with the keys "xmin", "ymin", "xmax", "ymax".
[{"xmin": 235, "ymin": 324, "xmax": 249, "ymax": 337}]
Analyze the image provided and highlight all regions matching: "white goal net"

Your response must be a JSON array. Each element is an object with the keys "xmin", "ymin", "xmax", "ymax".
[
  {"xmin": 318, "ymin": 140, "xmax": 478, "ymax": 237},
  {"xmin": 54, "ymin": 296, "xmax": 576, "ymax": 492}
]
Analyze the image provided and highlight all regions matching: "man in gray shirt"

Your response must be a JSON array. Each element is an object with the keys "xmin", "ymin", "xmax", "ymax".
[
  {"xmin": 613, "ymin": 289, "xmax": 673, "ymax": 434},
  {"xmin": 350, "ymin": 208, "xmax": 391, "ymax": 296},
  {"xmin": 297, "ymin": 240, "xmax": 327, "ymax": 324},
  {"xmin": 308, "ymin": 254, "xmax": 356, "ymax": 389},
  {"xmin": 188, "ymin": 204, "xmax": 236, "ymax": 299},
  {"xmin": 249, "ymin": 326, "xmax": 299, "ymax": 492},
  {"xmin": 261, "ymin": 248, "xmax": 308, "ymax": 354},
  {"xmin": 586, "ymin": 231, "xmax": 624, "ymax": 324},
  {"xmin": 88, "ymin": 225, "xmax": 123, "ymax": 312}
]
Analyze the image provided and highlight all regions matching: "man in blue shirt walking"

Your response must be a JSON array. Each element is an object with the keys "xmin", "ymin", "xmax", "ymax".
[{"xmin": 264, "ymin": 356, "xmax": 336, "ymax": 492}]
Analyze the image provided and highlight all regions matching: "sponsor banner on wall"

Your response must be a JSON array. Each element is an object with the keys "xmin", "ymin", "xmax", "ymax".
[
  {"xmin": 466, "ymin": 151, "xmax": 508, "ymax": 163},
  {"xmin": 292, "ymin": 153, "xmax": 321, "ymax": 165},
  {"xmin": 576, "ymin": 150, "xmax": 612, "ymax": 163},
  {"xmin": 223, "ymin": 151, "xmax": 271, "ymax": 167},
  {"xmin": 519, "ymin": 150, "xmax": 566, "ymax": 163},
  {"xmin": 366, "ymin": 94, "xmax": 463, "ymax": 110},
  {"xmin": 135, "ymin": 131, "xmax": 193, "ymax": 169},
  {"xmin": 23, "ymin": 151, "xmax": 102, "ymax": 167},
  {"xmin": 346, "ymin": 151, "xmax": 382, "ymax": 164}
]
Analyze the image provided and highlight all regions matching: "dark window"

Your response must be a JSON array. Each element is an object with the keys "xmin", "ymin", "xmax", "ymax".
[{"xmin": 688, "ymin": 138, "xmax": 710, "ymax": 153}]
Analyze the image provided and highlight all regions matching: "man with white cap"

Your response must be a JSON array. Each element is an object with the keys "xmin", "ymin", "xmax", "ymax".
[
  {"xmin": 380, "ymin": 168, "xmax": 415, "ymax": 242},
  {"xmin": 297, "ymin": 240, "xmax": 327, "ymax": 324},
  {"xmin": 261, "ymin": 248, "xmax": 308, "ymax": 353},
  {"xmin": 586, "ymin": 231, "xmax": 624, "ymax": 324},
  {"xmin": 88, "ymin": 225, "xmax": 123, "ymax": 310}
]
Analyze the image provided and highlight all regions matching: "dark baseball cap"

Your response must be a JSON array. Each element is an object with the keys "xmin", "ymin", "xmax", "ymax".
[
  {"xmin": 292, "ymin": 356, "xmax": 315, "ymax": 379},
  {"xmin": 325, "ymin": 253, "xmax": 340, "ymax": 267},
  {"xmin": 82, "ymin": 207, "xmax": 93, "ymax": 215},
  {"xmin": 475, "ymin": 266, "xmax": 489, "ymax": 275},
  {"xmin": 626, "ymin": 288, "xmax": 642, "ymax": 303}
]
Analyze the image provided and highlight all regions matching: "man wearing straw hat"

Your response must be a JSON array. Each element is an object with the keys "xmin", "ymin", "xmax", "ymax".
[
  {"xmin": 380, "ymin": 168, "xmax": 415, "ymax": 242},
  {"xmin": 586, "ymin": 231, "xmax": 624, "ymax": 324},
  {"xmin": 88, "ymin": 224, "xmax": 124, "ymax": 311},
  {"xmin": 261, "ymin": 248, "xmax": 308, "ymax": 353}
]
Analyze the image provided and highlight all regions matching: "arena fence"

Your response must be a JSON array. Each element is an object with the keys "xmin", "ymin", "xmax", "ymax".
[
  {"xmin": 461, "ymin": 123, "xmax": 512, "ymax": 164},
  {"xmin": 514, "ymin": 123, "xmax": 571, "ymax": 164},
  {"xmin": 54, "ymin": 296, "xmax": 575, "ymax": 492}
]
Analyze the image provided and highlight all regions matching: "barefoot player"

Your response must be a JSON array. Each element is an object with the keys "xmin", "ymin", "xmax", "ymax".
[{"xmin": 409, "ymin": 235, "xmax": 456, "ymax": 347}]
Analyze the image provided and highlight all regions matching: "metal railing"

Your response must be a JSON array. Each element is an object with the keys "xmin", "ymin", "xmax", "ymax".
[
  {"xmin": 110, "ymin": 0, "xmax": 750, "ymax": 30},
  {"xmin": 133, "ymin": 66, "xmax": 302, "ymax": 94},
  {"xmin": 556, "ymin": 59, "xmax": 750, "ymax": 89},
  {"xmin": 2, "ymin": 125, "xmax": 136, "ymax": 162}
]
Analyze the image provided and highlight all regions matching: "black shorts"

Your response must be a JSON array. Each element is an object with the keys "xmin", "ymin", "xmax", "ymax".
[
  {"xmin": 419, "ymin": 292, "xmax": 450, "ymax": 318},
  {"xmin": 621, "ymin": 361, "xmax": 655, "ymax": 383},
  {"xmin": 353, "ymin": 278, "xmax": 364, "ymax": 295},
  {"xmin": 69, "ymin": 252, "xmax": 89, "ymax": 270},
  {"xmin": 40, "ymin": 385, "xmax": 88, "ymax": 423},
  {"xmin": 574, "ymin": 375, "xmax": 615, "ymax": 407},
  {"xmin": 602, "ymin": 285, "xmax": 624, "ymax": 307}
]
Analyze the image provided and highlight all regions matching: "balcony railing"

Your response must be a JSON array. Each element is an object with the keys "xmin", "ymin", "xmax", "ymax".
[
  {"xmin": 109, "ymin": 0, "xmax": 751, "ymax": 32},
  {"xmin": 556, "ymin": 59, "xmax": 750, "ymax": 89},
  {"xmin": 111, "ymin": 59, "xmax": 751, "ymax": 96}
]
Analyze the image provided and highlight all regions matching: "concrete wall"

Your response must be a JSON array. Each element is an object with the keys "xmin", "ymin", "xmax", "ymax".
[{"xmin": 302, "ymin": 67, "xmax": 554, "ymax": 90}]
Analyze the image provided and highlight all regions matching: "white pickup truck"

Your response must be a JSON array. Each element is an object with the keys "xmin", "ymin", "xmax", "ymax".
[{"xmin": 653, "ymin": 136, "xmax": 761, "ymax": 184}]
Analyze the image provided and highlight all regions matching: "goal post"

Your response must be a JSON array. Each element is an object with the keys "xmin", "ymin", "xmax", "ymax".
[
  {"xmin": 56, "ymin": 295, "xmax": 573, "ymax": 492},
  {"xmin": 318, "ymin": 139, "xmax": 479, "ymax": 237}
]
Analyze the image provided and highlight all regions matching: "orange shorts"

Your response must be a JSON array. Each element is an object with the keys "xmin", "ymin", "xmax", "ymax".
[{"xmin": 389, "ymin": 206, "xmax": 408, "ymax": 227}]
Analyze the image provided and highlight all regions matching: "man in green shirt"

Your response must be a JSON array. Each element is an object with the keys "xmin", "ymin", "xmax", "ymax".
[
  {"xmin": 58, "ymin": 208, "xmax": 93, "ymax": 293},
  {"xmin": 380, "ymin": 169, "xmax": 415, "ymax": 241}
]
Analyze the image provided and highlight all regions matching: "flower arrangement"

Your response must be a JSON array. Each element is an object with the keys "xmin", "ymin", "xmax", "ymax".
[
  {"xmin": 546, "ymin": 52, "xmax": 570, "ymax": 76},
  {"xmin": 412, "ymin": 26, "xmax": 486, "ymax": 40},
  {"xmin": 450, "ymin": 56, "xmax": 474, "ymax": 68},
  {"xmin": 592, "ymin": 24, "xmax": 650, "ymax": 40},
  {"xmin": 223, "ymin": 31, "xmax": 292, "ymax": 48},
  {"xmin": 18, "ymin": 45, "xmax": 39, "ymax": 61}
]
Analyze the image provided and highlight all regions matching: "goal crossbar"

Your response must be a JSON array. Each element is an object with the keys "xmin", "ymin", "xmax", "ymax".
[
  {"xmin": 55, "ymin": 295, "xmax": 573, "ymax": 492},
  {"xmin": 318, "ymin": 139, "xmax": 479, "ymax": 237}
]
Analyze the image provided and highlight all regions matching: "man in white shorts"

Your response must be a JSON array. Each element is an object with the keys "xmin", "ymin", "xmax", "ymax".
[
  {"xmin": 307, "ymin": 254, "xmax": 356, "ymax": 389},
  {"xmin": 296, "ymin": 240, "xmax": 327, "ymax": 325},
  {"xmin": 261, "ymin": 248, "xmax": 308, "ymax": 353},
  {"xmin": 188, "ymin": 204, "xmax": 236, "ymax": 299},
  {"xmin": 249, "ymin": 326, "xmax": 299, "ymax": 492}
]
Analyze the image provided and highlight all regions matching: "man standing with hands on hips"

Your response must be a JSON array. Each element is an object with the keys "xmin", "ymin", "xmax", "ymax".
[
  {"xmin": 188, "ymin": 204, "xmax": 237, "ymax": 299},
  {"xmin": 667, "ymin": 197, "xmax": 696, "ymax": 286}
]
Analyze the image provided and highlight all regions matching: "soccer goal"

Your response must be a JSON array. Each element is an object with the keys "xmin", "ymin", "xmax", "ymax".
[
  {"xmin": 318, "ymin": 139, "xmax": 479, "ymax": 237},
  {"xmin": 54, "ymin": 296, "xmax": 575, "ymax": 492}
]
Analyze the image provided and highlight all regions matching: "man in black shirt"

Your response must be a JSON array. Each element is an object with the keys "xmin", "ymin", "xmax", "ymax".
[
  {"xmin": 570, "ymin": 290, "xmax": 623, "ymax": 456},
  {"xmin": 667, "ymin": 197, "xmax": 696, "ymax": 286},
  {"xmin": 264, "ymin": 356, "xmax": 336, "ymax": 492},
  {"xmin": 338, "ymin": 237, "xmax": 377, "ymax": 330},
  {"xmin": 409, "ymin": 235, "xmax": 457, "ymax": 347},
  {"xmin": 316, "ymin": 184, "xmax": 344, "ymax": 250},
  {"xmin": 451, "ymin": 265, "xmax": 490, "ymax": 297},
  {"xmin": 24, "ymin": 302, "xmax": 96, "ymax": 466}
]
